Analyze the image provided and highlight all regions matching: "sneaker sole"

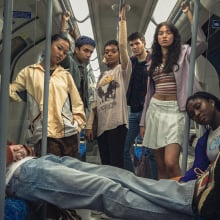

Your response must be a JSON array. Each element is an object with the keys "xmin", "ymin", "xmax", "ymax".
[{"xmin": 199, "ymin": 152, "xmax": 220, "ymax": 218}]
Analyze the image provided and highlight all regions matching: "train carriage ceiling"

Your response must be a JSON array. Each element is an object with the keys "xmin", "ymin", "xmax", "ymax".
[
  {"xmin": 87, "ymin": 0, "xmax": 158, "ymax": 70},
  {"xmin": 86, "ymin": 0, "xmax": 220, "ymax": 71}
]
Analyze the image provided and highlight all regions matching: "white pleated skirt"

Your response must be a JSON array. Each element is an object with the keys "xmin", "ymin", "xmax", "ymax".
[{"xmin": 143, "ymin": 97, "xmax": 185, "ymax": 149}]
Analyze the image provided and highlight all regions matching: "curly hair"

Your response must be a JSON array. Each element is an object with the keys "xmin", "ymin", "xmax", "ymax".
[
  {"xmin": 104, "ymin": 40, "xmax": 119, "ymax": 51},
  {"xmin": 149, "ymin": 22, "xmax": 181, "ymax": 76},
  {"xmin": 186, "ymin": 91, "xmax": 220, "ymax": 113}
]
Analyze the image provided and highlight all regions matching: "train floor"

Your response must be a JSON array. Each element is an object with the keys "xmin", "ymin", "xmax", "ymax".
[
  {"xmin": 75, "ymin": 143, "xmax": 120, "ymax": 219},
  {"xmin": 75, "ymin": 209, "xmax": 121, "ymax": 220}
]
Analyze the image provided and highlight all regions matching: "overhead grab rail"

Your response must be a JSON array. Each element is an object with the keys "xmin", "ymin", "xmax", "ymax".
[
  {"xmin": 59, "ymin": 0, "xmax": 74, "ymax": 29},
  {"xmin": 74, "ymin": 15, "xmax": 90, "ymax": 23},
  {"xmin": 172, "ymin": 0, "xmax": 191, "ymax": 24},
  {"xmin": 150, "ymin": 17, "xmax": 158, "ymax": 26},
  {"xmin": 90, "ymin": 56, "xmax": 98, "ymax": 62}
]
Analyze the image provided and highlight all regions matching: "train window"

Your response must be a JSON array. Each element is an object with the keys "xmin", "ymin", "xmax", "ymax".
[
  {"xmin": 0, "ymin": 36, "xmax": 27, "ymax": 80},
  {"xmin": 144, "ymin": 0, "xmax": 177, "ymax": 48},
  {"xmin": 11, "ymin": 36, "xmax": 27, "ymax": 61},
  {"xmin": 153, "ymin": 0, "xmax": 177, "ymax": 24}
]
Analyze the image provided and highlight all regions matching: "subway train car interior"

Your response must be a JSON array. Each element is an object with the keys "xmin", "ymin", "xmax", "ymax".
[{"xmin": 1, "ymin": 0, "xmax": 220, "ymax": 219}]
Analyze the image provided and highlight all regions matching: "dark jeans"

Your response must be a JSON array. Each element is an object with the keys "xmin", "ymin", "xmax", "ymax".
[{"xmin": 98, "ymin": 125, "xmax": 127, "ymax": 168}]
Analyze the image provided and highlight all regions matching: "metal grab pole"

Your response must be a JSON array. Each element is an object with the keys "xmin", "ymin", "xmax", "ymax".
[
  {"xmin": 0, "ymin": 0, "xmax": 13, "ymax": 218},
  {"xmin": 116, "ymin": 0, "xmax": 125, "ymax": 40},
  {"xmin": 181, "ymin": 0, "xmax": 200, "ymax": 174},
  {"xmin": 59, "ymin": 0, "xmax": 75, "ymax": 30},
  {"xmin": 119, "ymin": 0, "xmax": 125, "ymax": 11},
  {"xmin": 41, "ymin": 0, "xmax": 53, "ymax": 156},
  {"xmin": 172, "ymin": 0, "xmax": 191, "ymax": 24},
  {"xmin": 37, "ymin": 1, "xmax": 53, "ymax": 219}
]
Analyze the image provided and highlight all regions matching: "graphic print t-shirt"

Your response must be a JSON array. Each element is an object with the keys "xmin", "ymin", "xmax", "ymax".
[
  {"xmin": 207, "ymin": 126, "xmax": 220, "ymax": 162},
  {"xmin": 95, "ymin": 63, "xmax": 131, "ymax": 136}
]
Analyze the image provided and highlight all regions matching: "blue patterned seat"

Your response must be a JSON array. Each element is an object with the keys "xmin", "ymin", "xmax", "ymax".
[{"xmin": 5, "ymin": 198, "xmax": 29, "ymax": 220}]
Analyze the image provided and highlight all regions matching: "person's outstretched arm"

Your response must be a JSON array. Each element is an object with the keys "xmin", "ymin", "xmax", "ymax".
[
  {"xmin": 181, "ymin": 1, "xmax": 193, "ymax": 24},
  {"xmin": 60, "ymin": 11, "xmax": 70, "ymax": 33},
  {"xmin": 60, "ymin": 11, "xmax": 77, "ymax": 40},
  {"xmin": 118, "ymin": 5, "xmax": 129, "ymax": 70},
  {"xmin": 181, "ymin": 1, "xmax": 207, "ymax": 59}
]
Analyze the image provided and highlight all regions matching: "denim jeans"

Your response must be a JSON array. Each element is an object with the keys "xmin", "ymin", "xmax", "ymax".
[
  {"xmin": 7, "ymin": 155, "xmax": 196, "ymax": 220},
  {"xmin": 124, "ymin": 110, "xmax": 158, "ymax": 179}
]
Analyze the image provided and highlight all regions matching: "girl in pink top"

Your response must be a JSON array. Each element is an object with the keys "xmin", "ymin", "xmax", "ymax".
[{"xmin": 140, "ymin": 2, "xmax": 207, "ymax": 179}]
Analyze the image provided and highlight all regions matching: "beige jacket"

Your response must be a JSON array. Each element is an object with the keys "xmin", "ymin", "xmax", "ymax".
[{"xmin": 10, "ymin": 64, "xmax": 86, "ymax": 144}]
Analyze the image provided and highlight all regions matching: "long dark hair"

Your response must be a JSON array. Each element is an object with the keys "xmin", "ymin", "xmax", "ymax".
[
  {"xmin": 149, "ymin": 22, "xmax": 181, "ymax": 76},
  {"xmin": 186, "ymin": 91, "xmax": 220, "ymax": 113}
]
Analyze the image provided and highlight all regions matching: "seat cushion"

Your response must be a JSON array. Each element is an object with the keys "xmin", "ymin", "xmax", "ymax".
[{"xmin": 5, "ymin": 198, "xmax": 29, "ymax": 220}]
